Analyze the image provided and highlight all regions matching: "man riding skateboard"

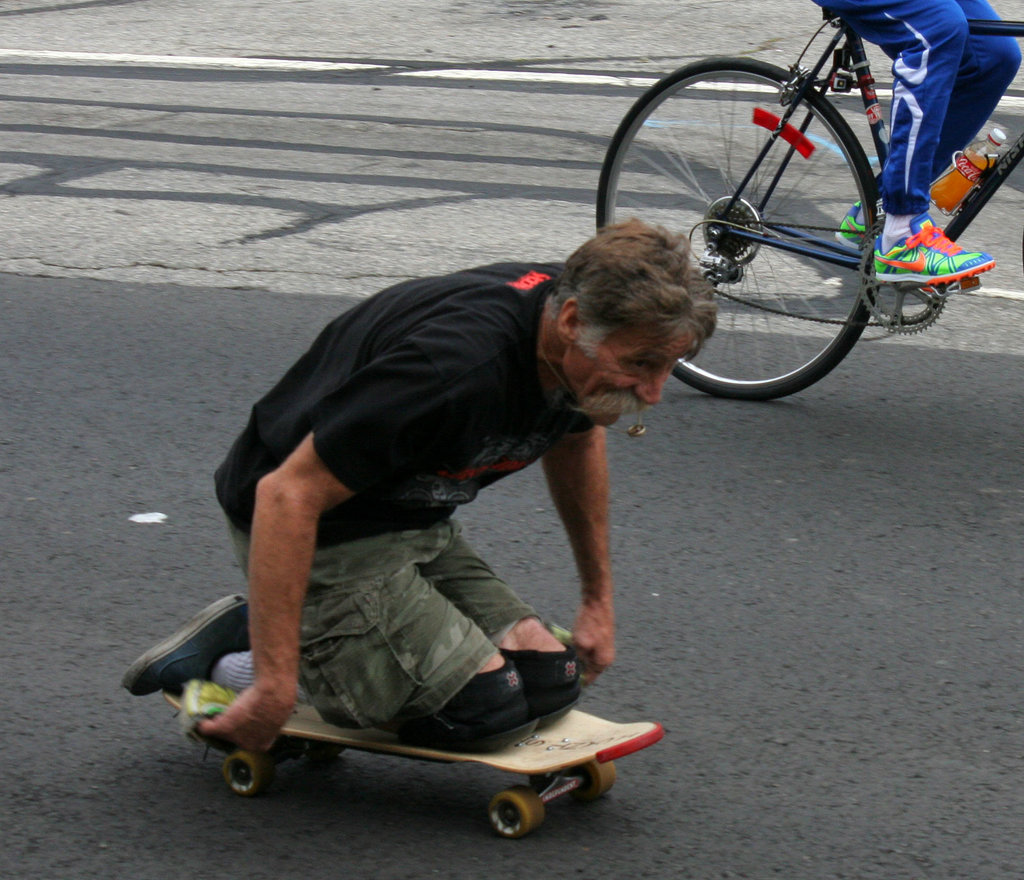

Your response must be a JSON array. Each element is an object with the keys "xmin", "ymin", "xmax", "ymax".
[{"xmin": 122, "ymin": 219, "xmax": 717, "ymax": 753}]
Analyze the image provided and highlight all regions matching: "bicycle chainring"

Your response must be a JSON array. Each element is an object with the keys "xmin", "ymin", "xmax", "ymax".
[{"xmin": 858, "ymin": 222, "xmax": 946, "ymax": 334}]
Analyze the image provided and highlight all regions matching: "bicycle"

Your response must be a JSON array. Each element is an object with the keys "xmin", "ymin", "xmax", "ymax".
[{"xmin": 597, "ymin": 9, "xmax": 1024, "ymax": 400}]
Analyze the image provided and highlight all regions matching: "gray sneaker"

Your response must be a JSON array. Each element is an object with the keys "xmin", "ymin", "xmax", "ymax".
[{"xmin": 121, "ymin": 595, "xmax": 249, "ymax": 696}]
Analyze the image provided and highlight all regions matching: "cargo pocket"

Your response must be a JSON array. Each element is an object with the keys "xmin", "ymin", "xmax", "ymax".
[
  {"xmin": 298, "ymin": 579, "xmax": 418, "ymax": 728},
  {"xmin": 300, "ymin": 583, "xmax": 379, "ymax": 661}
]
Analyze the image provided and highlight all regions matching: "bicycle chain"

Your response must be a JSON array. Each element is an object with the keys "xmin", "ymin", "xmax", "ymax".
[
  {"xmin": 711, "ymin": 285, "xmax": 851, "ymax": 324},
  {"xmin": 697, "ymin": 219, "xmax": 857, "ymax": 326}
]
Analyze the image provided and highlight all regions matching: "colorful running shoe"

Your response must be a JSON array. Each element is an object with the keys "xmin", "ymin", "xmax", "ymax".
[
  {"xmin": 873, "ymin": 213, "xmax": 995, "ymax": 284},
  {"xmin": 836, "ymin": 201, "xmax": 867, "ymax": 245}
]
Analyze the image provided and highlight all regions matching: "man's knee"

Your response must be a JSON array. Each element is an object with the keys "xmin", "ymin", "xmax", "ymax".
[
  {"xmin": 979, "ymin": 37, "xmax": 1022, "ymax": 86},
  {"xmin": 501, "ymin": 645, "xmax": 582, "ymax": 724}
]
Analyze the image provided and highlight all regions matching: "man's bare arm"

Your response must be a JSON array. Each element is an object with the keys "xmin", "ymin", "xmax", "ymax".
[
  {"xmin": 199, "ymin": 433, "xmax": 354, "ymax": 750},
  {"xmin": 541, "ymin": 425, "xmax": 615, "ymax": 682}
]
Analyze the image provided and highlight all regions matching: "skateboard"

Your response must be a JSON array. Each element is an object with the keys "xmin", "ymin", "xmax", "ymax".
[{"xmin": 163, "ymin": 691, "xmax": 663, "ymax": 838}]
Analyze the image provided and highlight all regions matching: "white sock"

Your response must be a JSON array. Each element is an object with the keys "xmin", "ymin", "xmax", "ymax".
[
  {"xmin": 881, "ymin": 213, "xmax": 915, "ymax": 253},
  {"xmin": 211, "ymin": 651, "xmax": 309, "ymax": 703}
]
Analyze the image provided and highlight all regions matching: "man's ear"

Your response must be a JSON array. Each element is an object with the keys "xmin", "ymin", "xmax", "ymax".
[{"xmin": 555, "ymin": 298, "xmax": 581, "ymax": 343}]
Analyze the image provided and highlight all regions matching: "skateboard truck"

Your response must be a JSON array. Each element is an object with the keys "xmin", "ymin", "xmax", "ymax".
[{"xmin": 487, "ymin": 755, "xmax": 617, "ymax": 838}]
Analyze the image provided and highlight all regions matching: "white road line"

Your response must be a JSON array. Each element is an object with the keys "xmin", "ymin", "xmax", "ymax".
[
  {"xmin": 0, "ymin": 49, "xmax": 652, "ymax": 83},
  {"xmin": 977, "ymin": 287, "xmax": 1024, "ymax": 301},
  {"xmin": 0, "ymin": 49, "xmax": 385, "ymax": 71},
  {"xmin": 394, "ymin": 68, "xmax": 659, "ymax": 87}
]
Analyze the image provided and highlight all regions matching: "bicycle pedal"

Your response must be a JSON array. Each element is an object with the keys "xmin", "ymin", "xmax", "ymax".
[
  {"xmin": 923, "ymin": 275, "xmax": 982, "ymax": 297},
  {"xmin": 957, "ymin": 275, "xmax": 982, "ymax": 291}
]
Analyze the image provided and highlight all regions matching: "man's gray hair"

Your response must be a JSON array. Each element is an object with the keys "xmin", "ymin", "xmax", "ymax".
[{"xmin": 549, "ymin": 218, "xmax": 717, "ymax": 357}]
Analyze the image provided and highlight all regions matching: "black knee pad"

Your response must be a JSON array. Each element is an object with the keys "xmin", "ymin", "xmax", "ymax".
[
  {"xmin": 500, "ymin": 645, "xmax": 581, "ymax": 725},
  {"xmin": 397, "ymin": 660, "xmax": 534, "ymax": 752}
]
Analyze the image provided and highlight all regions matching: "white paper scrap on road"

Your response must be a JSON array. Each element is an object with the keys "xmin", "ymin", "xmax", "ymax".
[{"xmin": 129, "ymin": 512, "xmax": 168, "ymax": 524}]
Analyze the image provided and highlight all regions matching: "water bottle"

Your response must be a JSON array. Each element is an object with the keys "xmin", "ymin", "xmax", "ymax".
[{"xmin": 931, "ymin": 128, "xmax": 1007, "ymax": 214}]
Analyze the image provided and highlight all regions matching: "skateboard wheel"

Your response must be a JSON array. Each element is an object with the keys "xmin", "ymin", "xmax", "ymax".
[
  {"xmin": 488, "ymin": 785, "xmax": 545, "ymax": 839},
  {"xmin": 570, "ymin": 759, "xmax": 616, "ymax": 802},
  {"xmin": 222, "ymin": 750, "xmax": 275, "ymax": 796}
]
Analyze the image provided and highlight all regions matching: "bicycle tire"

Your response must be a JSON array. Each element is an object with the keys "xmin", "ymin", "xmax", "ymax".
[{"xmin": 598, "ymin": 57, "xmax": 878, "ymax": 400}]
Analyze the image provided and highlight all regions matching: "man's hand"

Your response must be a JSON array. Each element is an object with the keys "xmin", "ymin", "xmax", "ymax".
[
  {"xmin": 573, "ymin": 600, "xmax": 615, "ymax": 684},
  {"xmin": 197, "ymin": 682, "xmax": 296, "ymax": 752}
]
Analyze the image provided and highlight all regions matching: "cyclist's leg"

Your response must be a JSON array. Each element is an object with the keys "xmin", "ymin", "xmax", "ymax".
[
  {"xmin": 822, "ymin": 0, "xmax": 969, "ymax": 216},
  {"xmin": 930, "ymin": 0, "xmax": 1021, "ymax": 180}
]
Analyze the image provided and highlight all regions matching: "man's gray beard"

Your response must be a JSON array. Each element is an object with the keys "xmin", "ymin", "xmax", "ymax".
[
  {"xmin": 546, "ymin": 386, "xmax": 648, "ymax": 419},
  {"xmin": 580, "ymin": 389, "xmax": 650, "ymax": 418}
]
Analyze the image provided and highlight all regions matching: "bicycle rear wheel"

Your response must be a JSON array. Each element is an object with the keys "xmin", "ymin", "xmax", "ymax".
[{"xmin": 598, "ymin": 58, "xmax": 878, "ymax": 400}]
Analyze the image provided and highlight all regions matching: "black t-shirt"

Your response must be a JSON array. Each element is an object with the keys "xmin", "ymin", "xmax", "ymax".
[{"xmin": 214, "ymin": 262, "xmax": 593, "ymax": 545}]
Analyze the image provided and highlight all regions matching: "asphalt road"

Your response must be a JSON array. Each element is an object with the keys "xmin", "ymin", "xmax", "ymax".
[{"xmin": 3, "ymin": 1, "xmax": 1024, "ymax": 878}]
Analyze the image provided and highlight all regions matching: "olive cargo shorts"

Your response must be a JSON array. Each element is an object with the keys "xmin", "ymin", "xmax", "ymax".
[{"xmin": 228, "ymin": 519, "xmax": 538, "ymax": 728}]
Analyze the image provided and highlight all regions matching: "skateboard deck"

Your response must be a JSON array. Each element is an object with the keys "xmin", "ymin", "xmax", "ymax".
[{"xmin": 164, "ymin": 691, "xmax": 663, "ymax": 838}]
